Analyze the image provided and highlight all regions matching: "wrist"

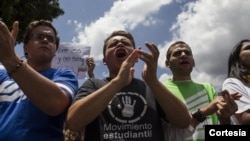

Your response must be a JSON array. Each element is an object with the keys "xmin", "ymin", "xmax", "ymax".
[
  {"xmin": 88, "ymin": 74, "xmax": 95, "ymax": 78},
  {"xmin": 6, "ymin": 59, "xmax": 25, "ymax": 77},
  {"xmin": 191, "ymin": 108, "xmax": 207, "ymax": 123}
]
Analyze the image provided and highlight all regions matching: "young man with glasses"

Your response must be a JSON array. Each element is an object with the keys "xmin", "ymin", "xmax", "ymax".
[{"xmin": 0, "ymin": 20, "xmax": 78, "ymax": 140}]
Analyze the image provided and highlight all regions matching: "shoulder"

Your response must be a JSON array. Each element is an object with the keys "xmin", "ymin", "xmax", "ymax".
[
  {"xmin": 41, "ymin": 68, "xmax": 76, "ymax": 77},
  {"xmin": 199, "ymin": 82, "xmax": 217, "ymax": 93},
  {"xmin": 54, "ymin": 68, "xmax": 76, "ymax": 75},
  {"xmin": 49, "ymin": 68, "xmax": 78, "ymax": 90},
  {"xmin": 89, "ymin": 78, "xmax": 108, "ymax": 85},
  {"xmin": 50, "ymin": 68, "xmax": 78, "ymax": 81},
  {"xmin": 196, "ymin": 82, "xmax": 218, "ymax": 101},
  {"xmin": 132, "ymin": 78, "xmax": 146, "ymax": 86},
  {"xmin": 162, "ymin": 79, "xmax": 173, "ymax": 85},
  {"xmin": 222, "ymin": 78, "xmax": 244, "ymax": 90},
  {"xmin": 201, "ymin": 82, "xmax": 215, "ymax": 88},
  {"xmin": 133, "ymin": 78, "xmax": 144, "ymax": 83},
  {"xmin": 223, "ymin": 78, "xmax": 246, "ymax": 92},
  {"xmin": 80, "ymin": 78, "xmax": 107, "ymax": 89},
  {"xmin": 223, "ymin": 77, "xmax": 242, "ymax": 85}
]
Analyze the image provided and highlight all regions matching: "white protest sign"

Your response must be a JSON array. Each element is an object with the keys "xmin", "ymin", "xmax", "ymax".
[{"xmin": 52, "ymin": 43, "xmax": 91, "ymax": 80}]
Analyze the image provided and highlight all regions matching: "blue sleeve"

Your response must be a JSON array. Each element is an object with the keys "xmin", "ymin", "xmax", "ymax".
[{"xmin": 53, "ymin": 68, "xmax": 79, "ymax": 103}]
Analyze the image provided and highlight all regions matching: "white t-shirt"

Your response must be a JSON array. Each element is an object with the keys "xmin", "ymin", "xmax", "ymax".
[
  {"xmin": 163, "ymin": 121, "xmax": 195, "ymax": 141},
  {"xmin": 222, "ymin": 78, "xmax": 250, "ymax": 124}
]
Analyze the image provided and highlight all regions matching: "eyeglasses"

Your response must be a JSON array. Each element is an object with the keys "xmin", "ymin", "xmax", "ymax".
[{"xmin": 29, "ymin": 33, "xmax": 56, "ymax": 43}]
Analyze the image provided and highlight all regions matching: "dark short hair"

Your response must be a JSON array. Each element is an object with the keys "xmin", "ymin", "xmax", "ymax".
[
  {"xmin": 23, "ymin": 19, "xmax": 60, "ymax": 49},
  {"xmin": 103, "ymin": 30, "xmax": 135, "ymax": 57},
  {"xmin": 227, "ymin": 39, "xmax": 250, "ymax": 85},
  {"xmin": 166, "ymin": 41, "xmax": 191, "ymax": 61}
]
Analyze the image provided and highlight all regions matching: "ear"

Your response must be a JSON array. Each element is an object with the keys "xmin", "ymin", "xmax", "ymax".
[
  {"xmin": 23, "ymin": 46, "xmax": 28, "ymax": 56},
  {"xmin": 103, "ymin": 58, "xmax": 106, "ymax": 65},
  {"xmin": 165, "ymin": 60, "xmax": 170, "ymax": 68}
]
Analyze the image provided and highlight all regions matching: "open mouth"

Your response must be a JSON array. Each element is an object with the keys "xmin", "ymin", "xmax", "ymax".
[
  {"xmin": 116, "ymin": 49, "xmax": 127, "ymax": 59},
  {"xmin": 40, "ymin": 45, "xmax": 50, "ymax": 49},
  {"xmin": 180, "ymin": 60, "xmax": 189, "ymax": 65}
]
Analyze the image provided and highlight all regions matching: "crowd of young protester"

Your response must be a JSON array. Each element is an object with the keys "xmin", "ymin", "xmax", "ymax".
[{"xmin": 0, "ymin": 19, "xmax": 248, "ymax": 141}]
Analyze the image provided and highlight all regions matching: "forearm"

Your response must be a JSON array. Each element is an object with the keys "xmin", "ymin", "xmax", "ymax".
[
  {"xmin": 240, "ymin": 112, "xmax": 250, "ymax": 124},
  {"xmin": 199, "ymin": 102, "xmax": 217, "ymax": 117},
  {"xmin": 87, "ymin": 71, "xmax": 95, "ymax": 78},
  {"xmin": 190, "ymin": 103, "xmax": 217, "ymax": 126},
  {"xmin": 148, "ymin": 80, "xmax": 191, "ymax": 128},
  {"xmin": 5, "ymin": 58, "xmax": 70, "ymax": 116},
  {"xmin": 199, "ymin": 99, "xmax": 232, "ymax": 125},
  {"xmin": 66, "ymin": 79, "xmax": 124, "ymax": 131}
]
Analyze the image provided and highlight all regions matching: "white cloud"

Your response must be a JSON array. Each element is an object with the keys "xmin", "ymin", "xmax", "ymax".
[
  {"xmin": 61, "ymin": 0, "xmax": 250, "ymax": 88},
  {"xmin": 74, "ymin": 0, "xmax": 172, "ymax": 60},
  {"xmin": 159, "ymin": 73, "xmax": 172, "ymax": 82}
]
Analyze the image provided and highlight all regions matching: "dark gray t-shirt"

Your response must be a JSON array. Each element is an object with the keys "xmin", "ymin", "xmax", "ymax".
[{"xmin": 74, "ymin": 78, "xmax": 165, "ymax": 141}]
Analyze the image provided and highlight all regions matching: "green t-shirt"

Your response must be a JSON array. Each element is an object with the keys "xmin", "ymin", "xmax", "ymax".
[{"xmin": 163, "ymin": 79, "xmax": 219, "ymax": 141}]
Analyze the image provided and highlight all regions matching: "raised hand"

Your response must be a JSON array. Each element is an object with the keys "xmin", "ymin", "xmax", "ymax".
[
  {"xmin": 115, "ymin": 49, "xmax": 139, "ymax": 86},
  {"xmin": 138, "ymin": 42, "xmax": 159, "ymax": 83},
  {"xmin": 216, "ymin": 90, "xmax": 241, "ymax": 119},
  {"xmin": 86, "ymin": 57, "xmax": 96, "ymax": 78},
  {"xmin": 0, "ymin": 21, "xmax": 19, "ymax": 61}
]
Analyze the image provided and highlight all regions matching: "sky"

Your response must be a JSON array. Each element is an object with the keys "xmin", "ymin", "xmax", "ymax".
[{"xmin": 14, "ymin": 0, "xmax": 250, "ymax": 90}]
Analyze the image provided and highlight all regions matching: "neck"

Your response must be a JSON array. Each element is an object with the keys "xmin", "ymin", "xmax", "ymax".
[
  {"xmin": 172, "ymin": 75, "xmax": 191, "ymax": 81},
  {"xmin": 27, "ymin": 60, "xmax": 51, "ymax": 71}
]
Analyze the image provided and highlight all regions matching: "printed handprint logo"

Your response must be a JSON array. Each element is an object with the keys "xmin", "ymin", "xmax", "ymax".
[
  {"xmin": 108, "ymin": 92, "xmax": 147, "ymax": 123},
  {"xmin": 121, "ymin": 96, "xmax": 136, "ymax": 118}
]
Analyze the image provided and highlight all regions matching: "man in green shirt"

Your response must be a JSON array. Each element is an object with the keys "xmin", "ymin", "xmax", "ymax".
[{"xmin": 163, "ymin": 41, "xmax": 241, "ymax": 141}]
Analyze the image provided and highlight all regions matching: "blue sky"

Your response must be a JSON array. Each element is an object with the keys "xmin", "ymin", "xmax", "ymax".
[{"xmin": 14, "ymin": 0, "xmax": 250, "ymax": 90}]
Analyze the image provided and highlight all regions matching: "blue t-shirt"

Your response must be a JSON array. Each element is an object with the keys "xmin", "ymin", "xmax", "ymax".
[{"xmin": 0, "ymin": 68, "xmax": 78, "ymax": 141}]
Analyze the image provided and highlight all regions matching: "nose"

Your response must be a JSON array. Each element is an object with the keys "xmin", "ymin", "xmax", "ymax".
[
  {"xmin": 117, "ymin": 41, "xmax": 123, "ymax": 45},
  {"xmin": 39, "ymin": 35, "xmax": 49, "ymax": 42},
  {"xmin": 116, "ymin": 41, "xmax": 125, "ymax": 47},
  {"xmin": 42, "ymin": 37, "xmax": 48, "ymax": 41},
  {"xmin": 180, "ymin": 51, "xmax": 189, "ymax": 58},
  {"xmin": 181, "ymin": 51, "xmax": 187, "ymax": 56}
]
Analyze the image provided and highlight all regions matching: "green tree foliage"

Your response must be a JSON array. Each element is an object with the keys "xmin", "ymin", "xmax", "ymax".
[{"xmin": 0, "ymin": 0, "xmax": 64, "ymax": 44}]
